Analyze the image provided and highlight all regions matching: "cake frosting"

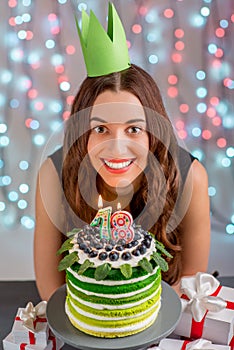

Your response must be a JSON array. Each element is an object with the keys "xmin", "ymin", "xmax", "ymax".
[{"xmin": 57, "ymin": 224, "xmax": 170, "ymax": 338}]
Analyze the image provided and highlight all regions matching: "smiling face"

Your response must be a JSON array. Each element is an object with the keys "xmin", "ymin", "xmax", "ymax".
[{"xmin": 87, "ymin": 90, "xmax": 149, "ymax": 190}]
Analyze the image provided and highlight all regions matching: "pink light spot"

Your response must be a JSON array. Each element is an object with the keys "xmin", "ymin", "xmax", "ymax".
[
  {"xmin": 176, "ymin": 120, "xmax": 185, "ymax": 130},
  {"xmin": 212, "ymin": 116, "xmax": 222, "ymax": 126},
  {"xmin": 9, "ymin": 17, "xmax": 16, "ymax": 26},
  {"xmin": 206, "ymin": 107, "xmax": 216, "ymax": 118},
  {"xmin": 178, "ymin": 130, "xmax": 187, "ymax": 139},
  {"xmin": 168, "ymin": 75, "xmax": 178, "ymax": 85},
  {"xmin": 63, "ymin": 111, "xmax": 70, "ymax": 120},
  {"xmin": 215, "ymin": 48, "xmax": 223, "ymax": 58},
  {"xmin": 179, "ymin": 104, "xmax": 189, "ymax": 113},
  {"xmin": 28, "ymin": 89, "xmax": 38, "ymax": 99},
  {"xmin": 25, "ymin": 118, "xmax": 33, "ymax": 128},
  {"xmin": 8, "ymin": 0, "xmax": 17, "ymax": 8},
  {"xmin": 164, "ymin": 8, "xmax": 174, "ymax": 19},
  {"xmin": 66, "ymin": 45, "xmax": 76, "ymax": 55},
  {"xmin": 172, "ymin": 52, "xmax": 182, "ymax": 63},
  {"xmin": 217, "ymin": 138, "xmax": 227, "ymax": 148},
  {"xmin": 66, "ymin": 95, "xmax": 74, "ymax": 105},
  {"xmin": 139, "ymin": 6, "xmax": 148, "ymax": 16},
  {"xmin": 210, "ymin": 96, "xmax": 219, "ymax": 106},
  {"xmin": 215, "ymin": 28, "xmax": 225, "ymax": 38},
  {"xmin": 175, "ymin": 41, "xmax": 185, "ymax": 51},
  {"xmin": 26, "ymin": 31, "xmax": 33, "ymax": 40},
  {"xmin": 35, "ymin": 102, "xmax": 44, "ymax": 111},
  {"xmin": 223, "ymin": 78, "xmax": 233, "ymax": 88},
  {"xmin": 51, "ymin": 26, "xmax": 60, "ymax": 35},
  {"xmin": 48, "ymin": 13, "xmax": 57, "ymax": 22},
  {"xmin": 202, "ymin": 130, "xmax": 212, "ymax": 140},
  {"xmin": 167, "ymin": 86, "xmax": 178, "ymax": 98},
  {"xmin": 55, "ymin": 65, "xmax": 64, "ymax": 74},
  {"xmin": 212, "ymin": 59, "xmax": 221, "ymax": 68},
  {"xmin": 174, "ymin": 28, "xmax": 184, "ymax": 38},
  {"xmin": 58, "ymin": 75, "xmax": 68, "ymax": 84},
  {"xmin": 132, "ymin": 24, "xmax": 142, "ymax": 34}
]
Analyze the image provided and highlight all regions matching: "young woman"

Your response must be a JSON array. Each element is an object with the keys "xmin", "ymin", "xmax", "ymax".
[{"xmin": 34, "ymin": 64, "xmax": 210, "ymax": 301}]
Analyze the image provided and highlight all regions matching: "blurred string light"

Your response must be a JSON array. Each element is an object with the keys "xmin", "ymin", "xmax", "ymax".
[{"xmin": 0, "ymin": 0, "xmax": 233, "ymax": 234}]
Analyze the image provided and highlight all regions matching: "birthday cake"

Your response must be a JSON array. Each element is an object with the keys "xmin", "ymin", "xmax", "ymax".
[{"xmin": 57, "ymin": 219, "xmax": 171, "ymax": 338}]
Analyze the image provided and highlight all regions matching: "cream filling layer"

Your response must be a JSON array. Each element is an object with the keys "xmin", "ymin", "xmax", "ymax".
[
  {"xmin": 65, "ymin": 301, "xmax": 161, "ymax": 333},
  {"xmin": 68, "ymin": 297, "xmax": 160, "ymax": 321},
  {"xmin": 68, "ymin": 278, "xmax": 155, "ymax": 298},
  {"xmin": 67, "ymin": 265, "xmax": 159, "ymax": 286},
  {"xmin": 67, "ymin": 284, "xmax": 161, "ymax": 310}
]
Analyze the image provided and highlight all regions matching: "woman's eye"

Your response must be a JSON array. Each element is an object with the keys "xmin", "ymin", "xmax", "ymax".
[
  {"xmin": 93, "ymin": 126, "xmax": 107, "ymax": 134},
  {"xmin": 127, "ymin": 126, "xmax": 142, "ymax": 134}
]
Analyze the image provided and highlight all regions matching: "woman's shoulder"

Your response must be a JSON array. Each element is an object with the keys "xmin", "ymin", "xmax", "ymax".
[{"xmin": 189, "ymin": 157, "xmax": 208, "ymax": 186}]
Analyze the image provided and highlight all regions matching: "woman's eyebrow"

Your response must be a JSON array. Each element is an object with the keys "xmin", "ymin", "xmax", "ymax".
[
  {"xmin": 126, "ymin": 118, "xmax": 146, "ymax": 124},
  {"xmin": 90, "ymin": 117, "xmax": 146, "ymax": 124},
  {"xmin": 90, "ymin": 116, "xmax": 107, "ymax": 123}
]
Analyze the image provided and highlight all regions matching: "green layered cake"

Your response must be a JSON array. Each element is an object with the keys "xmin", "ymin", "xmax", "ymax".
[{"xmin": 57, "ymin": 224, "xmax": 171, "ymax": 338}]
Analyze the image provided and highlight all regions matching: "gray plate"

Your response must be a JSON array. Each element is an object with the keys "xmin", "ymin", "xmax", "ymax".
[{"xmin": 47, "ymin": 281, "xmax": 181, "ymax": 350}]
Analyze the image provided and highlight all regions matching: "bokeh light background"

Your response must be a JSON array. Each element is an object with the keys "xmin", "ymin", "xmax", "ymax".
[{"xmin": 0, "ymin": 0, "xmax": 233, "ymax": 279}]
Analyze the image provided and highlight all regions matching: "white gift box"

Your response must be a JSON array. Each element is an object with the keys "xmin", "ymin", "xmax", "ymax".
[
  {"xmin": 173, "ymin": 273, "xmax": 234, "ymax": 347},
  {"xmin": 3, "ymin": 332, "xmax": 64, "ymax": 350},
  {"xmin": 3, "ymin": 333, "xmax": 51, "ymax": 350},
  {"xmin": 158, "ymin": 338, "xmax": 231, "ymax": 350},
  {"xmin": 12, "ymin": 308, "xmax": 49, "ymax": 346}
]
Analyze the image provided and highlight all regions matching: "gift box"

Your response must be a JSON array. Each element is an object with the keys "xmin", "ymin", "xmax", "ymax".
[
  {"xmin": 12, "ymin": 302, "xmax": 49, "ymax": 346},
  {"xmin": 3, "ymin": 332, "xmax": 64, "ymax": 350},
  {"xmin": 158, "ymin": 338, "xmax": 231, "ymax": 349},
  {"xmin": 173, "ymin": 273, "xmax": 234, "ymax": 347}
]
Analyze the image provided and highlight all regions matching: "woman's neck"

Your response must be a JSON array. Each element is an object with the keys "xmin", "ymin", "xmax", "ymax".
[{"xmin": 99, "ymin": 173, "xmax": 144, "ymax": 211}]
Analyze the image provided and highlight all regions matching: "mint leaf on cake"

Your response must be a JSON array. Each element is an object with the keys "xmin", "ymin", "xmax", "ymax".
[
  {"xmin": 138, "ymin": 257, "xmax": 153, "ymax": 273},
  {"xmin": 78, "ymin": 259, "xmax": 94, "ymax": 275},
  {"xmin": 94, "ymin": 263, "xmax": 111, "ymax": 281},
  {"xmin": 58, "ymin": 251, "xmax": 79, "ymax": 271},
  {"xmin": 56, "ymin": 238, "xmax": 73, "ymax": 256},
  {"xmin": 151, "ymin": 251, "xmax": 169, "ymax": 272},
  {"xmin": 155, "ymin": 240, "xmax": 173, "ymax": 258},
  {"xmin": 120, "ymin": 264, "xmax": 132, "ymax": 278}
]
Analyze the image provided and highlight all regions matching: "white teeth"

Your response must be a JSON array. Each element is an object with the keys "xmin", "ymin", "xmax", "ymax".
[{"xmin": 104, "ymin": 160, "xmax": 132, "ymax": 169}]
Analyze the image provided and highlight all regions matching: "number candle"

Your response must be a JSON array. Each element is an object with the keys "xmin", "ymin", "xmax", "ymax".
[
  {"xmin": 111, "ymin": 203, "xmax": 134, "ymax": 244},
  {"xmin": 90, "ymin": 195, "xmax": 112, "ymax": 240}
]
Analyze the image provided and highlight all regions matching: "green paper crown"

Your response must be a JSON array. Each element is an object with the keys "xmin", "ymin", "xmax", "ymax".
[{"xmin": 76, "ymin": 2, "xmax": 131, "ymax": 77}]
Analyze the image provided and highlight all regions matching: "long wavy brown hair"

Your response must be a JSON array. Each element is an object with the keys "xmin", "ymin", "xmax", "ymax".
[{"xmin": 62, "ymin": 64, "xmax": 183, "ymax": 285}]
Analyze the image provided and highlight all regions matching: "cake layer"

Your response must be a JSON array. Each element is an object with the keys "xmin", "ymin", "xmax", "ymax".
[
  {"xmin": 67, "ymin": 286, "xmax": 161, "ymax": 319},
  {"xmin": 66, "ymin": 268, "xmax": 160, "ymax": 295},
  {"xmin": 66, "ymin": 275, "xmax": 161, "ymax": 307},
  {"xmin": 65, "ymin": 298, "xmax": 161, "ymax": 338},
  {"xmin": 66, "ymin": 297, "xmax": 160, "ymax": 327},
  {"xmin": 67, "ymin": 265, "xmax": 160, "ymax": 285}
]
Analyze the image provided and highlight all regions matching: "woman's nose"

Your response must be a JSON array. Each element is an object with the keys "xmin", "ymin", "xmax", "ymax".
[{"xmin": 107, "ymin": 131, "xmax": 129, "ymax": 155}]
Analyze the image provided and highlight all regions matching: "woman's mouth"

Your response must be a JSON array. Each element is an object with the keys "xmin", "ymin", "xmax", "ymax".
[{"xmin": 102, "ymin": 159, "xmax": 134, "ymax": 173}]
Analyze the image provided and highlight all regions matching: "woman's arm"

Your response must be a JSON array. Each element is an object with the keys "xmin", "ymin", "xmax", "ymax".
[
  {"xmin": 34, "ymin": 158, "xmax": 66, "ymax": 301},
  {"xmin": 172, "ymin": 159, "xmax": 211, "ymax": 295}
]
